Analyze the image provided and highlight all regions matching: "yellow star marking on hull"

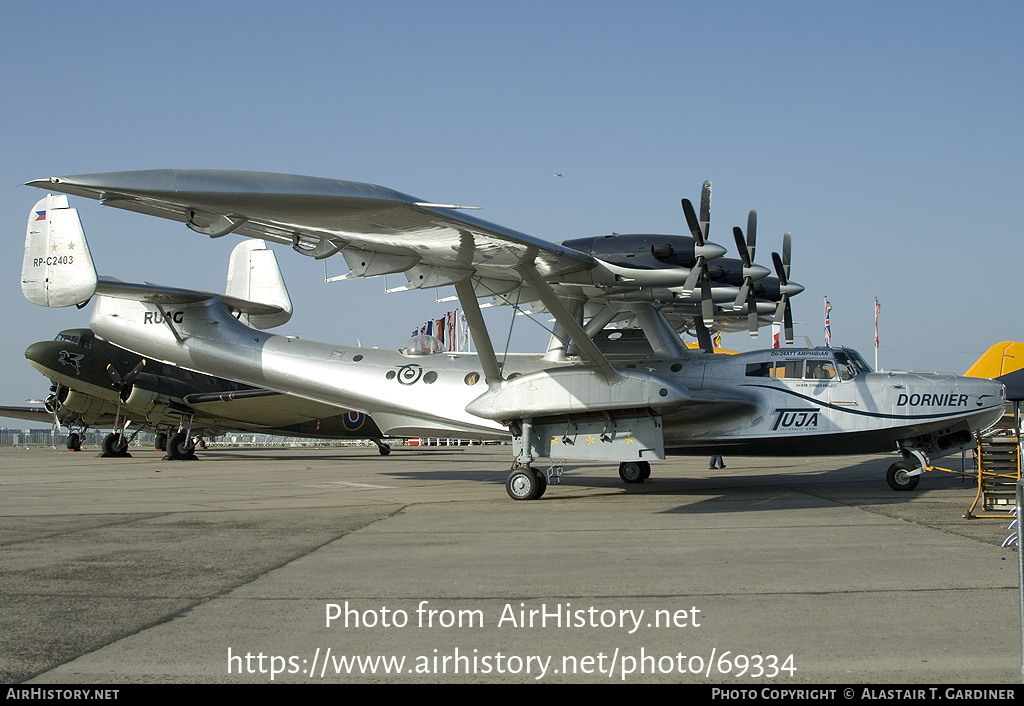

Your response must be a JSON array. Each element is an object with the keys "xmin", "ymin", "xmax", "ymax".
[
  {"xmin": 586, "ymin": 435, "xmax": 596, "ymax": 445},
  {"xmin": 625, "ymin": 435, "xmax": 635, "ymax": 444},
  {"xmin": 551, "ymin": 436, "xmax": 559, "ymax": 445}
]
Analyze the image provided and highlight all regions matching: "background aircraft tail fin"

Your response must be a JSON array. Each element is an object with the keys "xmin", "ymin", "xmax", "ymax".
[
  {"xmin": 965, "ymin": 342, "xmax": 1024, "ymax": 378},
  {"xmin": 21, "ymin": 195, "xmax": 98, "ymax": 307},
  {"xmin": 224, "ymin": 239, "xmax": 293, "ymax": 329},
  {"xmin": 965, "ymin": 341, "xmax": 1024, "ymax": 401}
]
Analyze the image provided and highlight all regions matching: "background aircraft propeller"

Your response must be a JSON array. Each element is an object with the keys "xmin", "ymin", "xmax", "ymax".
[{"xmin": 107, "ymin": 359, "xmax": 147, "ymax": 403}]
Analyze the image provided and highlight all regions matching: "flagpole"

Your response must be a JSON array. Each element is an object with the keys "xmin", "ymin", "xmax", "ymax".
[{"xmin": 874, "ymin": 297, "xmax": 880, "ymax": 371}]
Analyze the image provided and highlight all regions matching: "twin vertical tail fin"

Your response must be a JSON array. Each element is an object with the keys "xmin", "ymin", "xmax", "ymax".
[
  {"xmin": 225, "ymin": 239, "xmax": 293, "ymax": 329},
  {"xmin": 22, "ymin": 196, "xmax": 293, "ymax": 330},
  {"xmin": 21, "ymin": 195, "xmax": 98, "ymax": 308}
]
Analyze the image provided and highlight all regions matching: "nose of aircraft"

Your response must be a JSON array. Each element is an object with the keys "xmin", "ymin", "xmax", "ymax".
[{"xmin": 24, "ymin": 341, "xmax": 48, "ymax": 365}]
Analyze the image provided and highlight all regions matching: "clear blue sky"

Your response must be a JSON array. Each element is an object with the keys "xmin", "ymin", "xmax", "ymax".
[{"xmin": 1, "ymin": 0, "xmax": 1021, "ymax": 427}]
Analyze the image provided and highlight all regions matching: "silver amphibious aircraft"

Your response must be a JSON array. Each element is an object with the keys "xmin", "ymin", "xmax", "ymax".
[{"xmin": 21, "ymin": 171, "xmax": 1005, "ymax": 500}]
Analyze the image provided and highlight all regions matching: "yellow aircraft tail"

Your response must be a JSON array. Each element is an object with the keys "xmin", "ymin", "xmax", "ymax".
[{"xmin": 965, "ymin": 341, "xmax": 1024, "ymax": 401}]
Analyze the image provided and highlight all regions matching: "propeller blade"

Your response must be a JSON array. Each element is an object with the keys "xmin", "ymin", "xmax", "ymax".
[
  {"xmin": 681, "ymin": 255, "xmax": 704, "ymax": 294},
  {"xmin": 749, "ymin": 288, "xmax": 757, "ymax": 338},
  {"xmin": 106, "ymin": 364, "xmax": 123, "ymax": 388},
  {"xmin": 774, "ymin": 294, "xmax": 788, "ymax": 325},
  {"xmin": 700, "ymin": 278, "xmax": 714, "ymax": 327},
  {"xmin": 784, "ymin": 299, "xmax": 794, "ymax": 344},
  {"xmin": 782, "ymin": 231, "xmax": 792, "ymax": 280},
  {"xmin": 746, "ymin": 210, "xmax": 757, "ymax": 262},
  {"xmin": 699, "ymin": 180, "xmax": 711, "ymax": 240},
  {"xmin": 771, "ymin": 252, "xmax": 788, "ymax": 286},
  {"xmin": 122, "ymin": 359, "xmax": 147, "ymax": 387},
  {"xmin": 733, "ymin": 276, "xmax": 750, "ymax": 311},
  {"xmin": 732, "ymin": 227, "xmax": 751, "ymax": 268},
  {"xmin": 680, "ymin": 199, "xmax": 704, "ymax": 246}
]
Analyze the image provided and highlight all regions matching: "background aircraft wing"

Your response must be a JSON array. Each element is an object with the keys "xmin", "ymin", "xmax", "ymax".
[{"xmin": 0, "ymin": 405, "xmax": 57, "ymax": 425}]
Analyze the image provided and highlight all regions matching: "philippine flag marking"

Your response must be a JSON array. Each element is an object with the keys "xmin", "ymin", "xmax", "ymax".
[{"xmin": 34, "ymin": 211, "xmax": 46, "ymax": 221}]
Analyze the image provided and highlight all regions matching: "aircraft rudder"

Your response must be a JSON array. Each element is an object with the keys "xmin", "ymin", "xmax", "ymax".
[
  {"xmin": 225, "ymin": 239, "xmax": 293, "ymax": 329},
  {"xmin": 21, "ymin": 195, "xmax": 98, "ymax": 308}
]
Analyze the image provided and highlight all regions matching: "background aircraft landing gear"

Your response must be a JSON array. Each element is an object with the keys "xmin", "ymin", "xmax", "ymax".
[
  {"xmin": 101, "ymin": 432, "xmax": 130, "ymax": 458},
  {"xmin": 66, "ymin": 432, "xmax": 82, "ymax": 451},
  {"xmin": 155, "ymin": 432, "xmax": 167, "ymax": 452},
  {"xmin": 619, "ymin": 461, "xmax": 650, "ymax": 484},
  {"xmin": 506, "ymin": 467, "xmax": 547, "ymax": 500},
  {"xmin": 373, "ymin": 439, "xmax": 391, "ymax": 456},
  {"xmin": 886, "ymin": 461, "xmax": 920, "ymax": 491},
  {"xmin": 166, "ymin": 431, "xmax": 197, "ymax": 460}
]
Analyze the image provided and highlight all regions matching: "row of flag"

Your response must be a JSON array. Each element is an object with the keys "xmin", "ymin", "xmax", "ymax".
[
  {"xmin": 768, "ymin": 297, "xmax": 881, "ymax": 352},
  {"xmin": 413, "ymin": 310, "xmax": 470, "ymax": 352}
]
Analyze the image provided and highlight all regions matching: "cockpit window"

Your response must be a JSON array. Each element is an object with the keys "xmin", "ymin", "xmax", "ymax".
[
  {"xmin": 400, "ymin": 334, "xmax": 446, "ymax": 356},
  {"xmin": 54, "ymin": 333, "xmax": 90, "ymax": 349}
]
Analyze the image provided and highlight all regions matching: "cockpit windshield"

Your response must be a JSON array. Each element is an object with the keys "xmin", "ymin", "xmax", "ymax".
[
  {"xmin": 400, "ymin": 334, "xmax": 446, "ymax": 356},
  {"xmin": 833, "ymin": 349, "xmax": 871, "ymax": 379},
  {"xmin": 54, "ymin": 332, "xmax": 91, "ymax": 349}
]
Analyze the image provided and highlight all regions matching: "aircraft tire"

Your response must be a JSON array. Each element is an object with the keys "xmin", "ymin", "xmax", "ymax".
[
  {"xmin": 102, "ymin": 432, "xmax": 129, "ymax": 457},
  {"xmin": 155, "ymin": 432, "xmax": 167, "ymax": 451},
  {"xmin": 619, "ymin": 461, "xmax": 645, "ymax": 484},
  {"xmin": 66, "ymin": 432, "xmax": 81, "ymax": 451},
  {"xmin": 640, "ymin": 461, "xmax": 651, "ymax": 480},
  {"xmin": 168, "ymin": 432, "xmax": 195, "ymax": 460},
  {"xmin": 506, "ymin": 468, "xmax": 541, "ymax": 500},
  {"xmin": 533, "ymin": 469, "xmax": 548, "ymax": 499},
  {"xmin": 378, "ymin": 443, "xmax": 391, "ymax": 457},
  {"xmin": 886, "ymin": 461, "xmax": 920, "ymax": 491}
]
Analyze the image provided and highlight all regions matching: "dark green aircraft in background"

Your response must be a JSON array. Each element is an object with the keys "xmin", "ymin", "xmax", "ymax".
[{"xmin": 1, "ymin": 328, "xmax": 392, "ymax": 458}]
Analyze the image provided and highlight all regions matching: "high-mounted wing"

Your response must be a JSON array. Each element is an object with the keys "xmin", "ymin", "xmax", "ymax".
[{"xmin": 27, "ymin": 170, "xmax": 597, "ymax": 290}]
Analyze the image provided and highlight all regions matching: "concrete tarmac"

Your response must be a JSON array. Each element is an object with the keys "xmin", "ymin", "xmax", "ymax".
[{"xmin": 0, "ymin": 444, "xmax": 1020, "ymax": 684}]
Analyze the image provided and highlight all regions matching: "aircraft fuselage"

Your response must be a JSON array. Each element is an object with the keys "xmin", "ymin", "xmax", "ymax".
[{"xmin": 89, "ymin": 296, "xmax": 1005, "ymax": 462}]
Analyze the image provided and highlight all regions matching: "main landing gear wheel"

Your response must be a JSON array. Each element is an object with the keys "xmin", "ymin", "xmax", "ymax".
[
  {"xmin": 167, "ymin": 431, "xmax": 196, "ymax": 460},
  {"xmin": 155, "ymin": 432, "xmax": 167, "ymax": 452},
  {"xmin": 378, "ymin": 443, "xmax": 391, "ymax": 457},
  {"xmin": 619, "ymin": 461, "xmax": 648, "ymax": 484},
  {"xmin": 101, "ymin": 432, "xmax": 129, "ymax": 458},
  {"xmin": 66, "ymin": 432, "xmax": 82, "ymax": 451},
  {"xmin": 506, "ymin": 467, "xmax": 545, "ymax": 500},
  {"xmin": 886, "ymin": 461, "xmax": 920, "ymax": 491}
]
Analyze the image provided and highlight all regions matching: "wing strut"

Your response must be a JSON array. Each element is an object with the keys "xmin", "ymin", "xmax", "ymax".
[
  {"xmin": 453, "ymin": 279, "xmax": 503, "ymax": 390},
  {"xmin": 513, "ymin": 261, "xmax": 624, "ymax": 384}
]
